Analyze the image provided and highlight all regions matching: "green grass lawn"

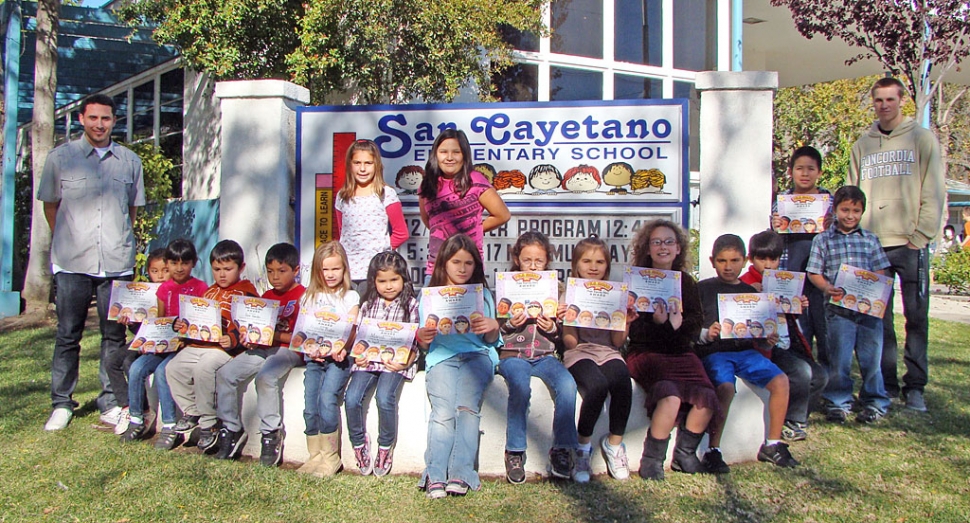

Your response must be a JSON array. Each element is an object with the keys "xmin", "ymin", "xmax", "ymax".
[{"xmin": 2, "ymin": 317, "xmax": 969, "ymax": 522}]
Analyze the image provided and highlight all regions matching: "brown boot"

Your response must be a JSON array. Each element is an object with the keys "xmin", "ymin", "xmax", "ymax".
[
  {"xmin": 296, "ymin": 434, "xmax": 324, "ymax": 475},
  {"xmin": 313, "ymin": 430, "xmax": 343, "ymax": 477}
]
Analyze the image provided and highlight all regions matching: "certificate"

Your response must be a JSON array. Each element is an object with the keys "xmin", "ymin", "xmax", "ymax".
[
  {"xmin": 563, "ymin": 277, "xmax": 629, "ymax": 332},
  {"xmin": 353, "ymin": 318, "xmax": 418, "ymax": 365},
  {"xmin": 178, "ymin": 296, "xmax": 223, "ymax": 341},
  {"xmin": 717, "ymin": 293, "xmax": 777, "ymax": 339},
  {"xmin": 495, "ymin": 271, "xmax": 560, "ymax": 318},
  {"xmin": 231, "ymin": 296, "xmax": 281, "ymax": 346},
  {"xmin": 108, "ymin": 281, "xmax": 161, "ymax": 322},
  {"xmin": 129, "ymin": 317, "xmax": 180, "ymax": 354},
  {"xmin": 289, "ymin": 306, "xmax": 355, "ymax": 358},
  {"xmin": 419, "ymin": 284, "xmax": 486, "ymax": 336},
  {"xmin": 762, "ymin": 269, "xmax": 807, "ymax": 315},
  {"xmin": 829, "ymin": 264, "xmax": 893, "ymax": 318},
  {"xmin": 624, "ymin": 267, "xmax": 682, "ymax": 313},
  {"xmin": 776, "ymin": 194, "xmax": 830, "ymax": 234}
]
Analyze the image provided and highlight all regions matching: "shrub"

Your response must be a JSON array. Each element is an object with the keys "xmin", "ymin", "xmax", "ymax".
[{"xmin": 932, "ymin": 248, "xmax": 970, "ymax": 295}]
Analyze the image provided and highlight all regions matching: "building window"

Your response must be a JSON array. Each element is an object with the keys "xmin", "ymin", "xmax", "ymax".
[
  {"xmin": 493, "ymin": 63, "xmax": 540, "ymax": 102},
  {"xmin": 614, "ymin": 0, "xmax": 662, "ymax": 66},
  {"xmin": 551, "ymin": 0, "xmax": 603, "ymax": 59},
  {"xmin": 614, "ymin": 74, "xmax": 663, "ymax": 100},
  {"xmin": 500, "ymin": 24, "xmax": 540, "ymax": 53},
  {"xmin": 673, "ymin": 0, "xmax": 717, "ymax": 71},
  {"xmin": 551, "ymin": 66, "xmax": 603, "ymax": 101}
]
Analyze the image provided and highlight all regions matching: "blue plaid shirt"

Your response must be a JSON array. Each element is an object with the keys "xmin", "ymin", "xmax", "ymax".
[{"xmin": 805, "ymin": 225, "xmax": 891, "ymax": 284}]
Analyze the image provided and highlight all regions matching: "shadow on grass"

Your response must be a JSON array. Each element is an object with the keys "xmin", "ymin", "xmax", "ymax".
[{"xmin": 553, "ymin": 476, "xmax": 660, "ymax": 523}]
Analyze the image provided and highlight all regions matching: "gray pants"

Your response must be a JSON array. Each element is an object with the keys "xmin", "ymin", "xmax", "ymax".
[
  {"xmin": 216, "ymin": 347, "xmax": 304, "ymax": 433},
  {"xmin": 166, "ymin": 347, "xmax": 232, "ymax": 429}
]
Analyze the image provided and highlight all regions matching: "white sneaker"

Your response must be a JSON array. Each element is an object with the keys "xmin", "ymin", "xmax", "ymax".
[
  {"xmin": 573, "ymin": 449, "xmax": 591, "ymax": 483},
  {"xmin": 600, "ymin": 437, "xmax": 630, "ymax": 480},
  {"xmin": 99, "ymin": 406, "xmax": 123, "ymax": 426},
  {"xmin": 44, "ymin": 408, "xmax": 73, "ymax": 431},
  {"xmin": 114, "ymin": 407, "xmax": 131, "ymax": 435}
]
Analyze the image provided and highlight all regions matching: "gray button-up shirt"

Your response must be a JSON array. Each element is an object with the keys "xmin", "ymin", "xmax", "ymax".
[{"xmin": 36, "ymin": 138, "xmax": 146, "ymax": 275}]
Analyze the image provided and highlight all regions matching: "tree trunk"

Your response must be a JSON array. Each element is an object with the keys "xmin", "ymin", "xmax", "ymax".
[{"xmin": 22, "ymin": 0, "xmax": 58, "ymax": 311}]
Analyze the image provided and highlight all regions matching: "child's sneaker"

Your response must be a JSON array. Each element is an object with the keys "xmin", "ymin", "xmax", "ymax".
[
  {"xmin": 353, "ymin": 436, "xmax": 373, "ymax": 476},
  {"xmin": 572, "ymin": 449, "xmax": 591, "ymax": 483},
  {"xmin": 113, "ymin": 407, "xmax": 131, "ymax": 435},
  {"xmin": 548, "ymin": 447, "xmax": 573, "ymax": 480},
  {"xmin": 702, "ymin": 448, "xmax": 730, "ymax": 474},
  {"xmin": 198, "ymin": 426, "xmax": 220, "ymax": 455},
  {"xmin": 259, "ymin": 429, "xmax": 284, "ymax": 467},
  {"xmin": 174, "ymin": 415, "xmax": 200, "ymax": 434},
  {"xmin": 856, "ymin": 406, "xmax": 885, "ymax": 424},
  {"xmin": 120, "ymin": 421, "xmax": 154, "ymax": 443},
  {"xmin": 445, "ymin": 479, "xmax": 470, "ymax": 496},
  {"xmin": 373, "ymin": 446, "xmax": 393, "ymax": 477},
  {"xmin": 215, "ymin": 427, "xmax": 248, "ymax": 460},
  {"xmin": 99, "ymin": 406, "xmax": 123, "ymax": 426},
  {"xmin": 782, "ymin": 420, "xmax": 808, "ymax": 441},
  {"xmin": 600, "ymin": 437, "xmax": 630, "ymax": 480},
  {"xmin": 825, "ymin": 408, "xmax": 849, "ymax": 424},
  {"xmin": 504, "ymin": 451, "xmax": 526, "ymax": 484},
  {"xmin": 425, "ymin": 482, "xmax": 447, "ymax": 500},
  {"xmin": 757, "ymin": 442, "xmax": 799, "ymax": 468},
  {"xmin": 154, "ymin": 426, "xmax": 184, "ymax": 450}
]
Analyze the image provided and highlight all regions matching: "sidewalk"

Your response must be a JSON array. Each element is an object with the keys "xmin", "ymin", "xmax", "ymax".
[{"xmin": 926, "ymin": 287, "xmax": 970, "ymax": 324}]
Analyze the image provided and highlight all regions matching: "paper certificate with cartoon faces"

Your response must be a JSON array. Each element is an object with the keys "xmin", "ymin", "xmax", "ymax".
[
  {"xmin": 231, "ymin": 296, "xmax": 281, "ymax": 346},
  {"xmin": 563, "ymin": 278, "xmax": 629, "ymax": 332},
  {"xmin": 420, "ymin": 284, "xmax": 486, "ymax": 336},
  {"xmin": 776, "ymin": 194, "xmax": 831, "ymax": 234},
  {"xmin": 624, "ymin": 267, "xmax": 682, "ymax": 313},
  {"xmin": 178, "ymin": 296, "xmax": 223, "ymax": 342},
  {"xmin": 717, "ymin": 293, "xmax": 777, "ymax": 339},
  {"xmin": 762, "ymin": 269, "xmax": 807, "ymax": 315},
  {"xmin": 289, "ymin": 306, "xmax": 356, "ymax": 359},
  {"xmin": 353, "ymin": 318, "xmax": 418, "ymax": 365},
  {"xmin": 108, "ymin": 281, "xmax": 161, "ymax": 322},
  {"xmin": 129, "ymin": 317, "xmax": 180, "ymax": 354},
  {"xmin": 495, "ymin": 271, "xmax": 560, "ymax": 319},
  {"xmin": 829, "ymin": 264, "xmax": 893, "ymax": 318}
]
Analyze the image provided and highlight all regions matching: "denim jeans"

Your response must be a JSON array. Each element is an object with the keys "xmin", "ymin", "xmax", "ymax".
[
  {"xmin": 128, "ymin": 352, "xmax": 179, "ymax": 424},
  {"xmin": 303, "ymin": 359, "xmax": 351, "ymax": 435},
  {"xmin": 51, "ymin": 272, "xmax": 131, "ymax": 412},
  {"xmin": 880, "ymin": 246, "xmax": 930, "ymax": 396},
  {"xmin": 497, "ymin": 356, "xmax": 579, "ymax": 452},
  {"xmin": 344, "ymin": 370, "xmax": 406, "ymax": 448},
  {"xmin": 424, "ymin": 351, "xmax": 494, "ymax": 489},
  {"xmin": 254, "ymin": 348, "xmax": 304, "ymax": 433},
  {"xmin": 823, "ymin": 308, "xmax": 891, "ymax": 413}
]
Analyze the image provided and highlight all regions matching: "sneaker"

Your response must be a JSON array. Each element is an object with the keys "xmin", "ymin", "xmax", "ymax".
[
  {"xmin": 856, "ymin": 406, "xmax": 885, "ymax": 424},
  {"xmin": 505, "ymin": 451, "xmax": 526, "ymax": 484},
  {"xmin": 600, "ymin": 437, "xmax": 630, "ymax": 480},
  {"xmin": 548, "ymin": 447, "xmax": 573, "ymax": 480},
  {"xmin": 825, "ymin": 408, "xmax": 848, "ymax": 424},
  {"xmin": 259, "ymin": 429, "xmax": 285, "ymax": 467},
  {"xmin": 781, "ymin": 420, "xmax": 808, "ymax": 441},
  {"xmin": 757, "ymin": 442, "xmax": 799, "ymax": 468},
  {"xmin": 373, "ymin": 446, "xmax": 393, "ymax": 477},
  {"xmin": 198, "ymin": 426, "xmax": 220, "ymax": 454},
  {"xmin": 44, "ymin": 408, "xmax": 73, "ymax": 431},
  {"xmin": 425, "ymin": 482, "xmax": 447, "ymax": 500},
  {"xmin": 353, "ymin": 436, "xmax": 373, "ymax": 476},
  {"xmin": 905, "ymin": 390, "xmax": 928, "ymax": 412},
  {"xmin": 702, "ymin": 448, "xmax": 731, "ymax": 474},
  {"xmin": 99, "ymin": 406, "xmax": 123, "ymax": 426},
  {"xmin": 573, "ymin": 449, "xmax": 591, "ymax": 483},
  {"xmin": 174, "ymin": 415, "xmax": 200, "ymax": 434},
  {"xmin": 154, "ymin": 426, "xmax": 185, "ymax": 450},
  {"xmin": 445, "ymin": 479, "xmax": 470, "ymax": 496},
  {"xmin": 215, "ymin": 427, "xmax": 248, "ymax": 460},
  {"xmin": 113, "ymin": 407, "xmax": 131, "ymax": 435},
  {"xmin": 120, "ymin": 421, "xmax": 155, "ymax": 443}
]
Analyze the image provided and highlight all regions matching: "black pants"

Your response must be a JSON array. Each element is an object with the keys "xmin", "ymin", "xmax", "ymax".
[
  {"xmin": 881, "ymin": 246, "xmax": 930, "ymax": 395},
  {"xmin": 772, "ymin": 348, "xmax": 828, "ymax": 423},
  {"xmin": 569, "ymin": 358, "xmax": 632, "ymax": 438}
]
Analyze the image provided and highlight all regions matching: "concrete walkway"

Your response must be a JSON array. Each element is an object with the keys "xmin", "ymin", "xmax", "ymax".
[{"xmin": 925, "ymin": 292, "xmax": 970, "ymax": 324}]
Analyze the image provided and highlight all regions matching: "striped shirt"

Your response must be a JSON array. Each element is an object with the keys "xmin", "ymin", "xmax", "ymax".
[{"xmin": 805, "ymin": 226, "xmax": 891, "ymax": 284}]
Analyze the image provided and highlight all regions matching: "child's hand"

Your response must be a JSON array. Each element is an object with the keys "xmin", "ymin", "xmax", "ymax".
[
  {"xmin": 652, "ymin": 301, "xmax": 668, "ymax": 325},
  {"xmin": 219, "ymin": 335, "xmax": 232, "ymax": 349},
  {"xmin": 556, "ymin": 303, "xmax": 567, "ymax": 321},
  {"xmin": 750, "ymin": 282, "xmax": 763, "ymax": 292},
  {"xmin": 797, "ymin": 295, "xmax": 810, "ymax": 309},
  {"xmin": 416, "ymin": 327, "xmax": 437, "ymax": 347},
  {"xmin": 354, "ymin": 355, "xmax": 368, "ymax": 367},
  {"xmin": 384, "ymin": 360, "xmax": 407, "ymax": 372},
  {"xmin": 173, "ymin": 318, "xmax": 187, "ymax": 333},
  {"xmin": 822, "ymin": 214, "xmax": 834, "ymax": 231},
  {"xmin": 767, "ymin": 332, "xmax": 780, "ymax": 346},
  {"xmin": 508, "ymin": 311, "xmax": 528, "ymax": 328},
  {"xmin": 625, "ymin": 306, "xmax": 639, "ymax": 325},
  {"xmin": 825, "ymin": 285, "xmax": 844, "ymax": 299},
  {"xmin": 535, "ymin": 315, "xmax": 556, "ymax": 334},
  {"xmin": 707, "ymin": 321, "xmax": 721, "ymax": 342},
  {"xmin": 669, "ymin": 306, "xmax": 683, "ymax": 331},
  {"xmin": 471, "ymin": 316, "xmax": 499, "ymax": 336},
  {"xmin": 771, "ymin": 213, "xmax": 783, "ymax": 231},
  {"xmin": 117, "ymin": 315, "xmax": 130, "ymax": 326}
]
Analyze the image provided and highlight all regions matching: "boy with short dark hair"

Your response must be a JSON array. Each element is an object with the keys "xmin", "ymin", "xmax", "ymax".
[
  {"xmin": 806, "ymin": 186, "xmax": 892, "ymax": 424},
  {"xmin": 214, "ymin": 243, "xmax": 306, "ymax": 463},
  {"xmin": 166, "ymin": 240, "xmax": 259, "ymax": 453},
  {"xmin": 740, "ymin": 230, "xmax": 829, "ymax": 441}
]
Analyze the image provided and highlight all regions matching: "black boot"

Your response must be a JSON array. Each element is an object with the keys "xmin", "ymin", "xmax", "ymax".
[
  {"xmin": 671, "ymin": 428, "xmax": 705, "ymax": 474},
  {"xmin": 638, "ymin": 433, "xmax": 669, "ymax": 481}
]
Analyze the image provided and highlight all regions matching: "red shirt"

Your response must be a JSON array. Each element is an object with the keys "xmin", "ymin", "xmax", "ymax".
[
  {"xmin": 739, "ymin": 266, "xmax": 762, "ymax": 287},
  {"xmin": 262, "ymin": 284, "xmax": 306, "ymax": 348},
  {"xmin": 156, "ymin": 277, "xmax": 209, "ymax": 317}
]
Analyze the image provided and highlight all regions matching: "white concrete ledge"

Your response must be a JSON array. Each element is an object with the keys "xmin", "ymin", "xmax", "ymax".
[
  {"xmin": 215, "ymin": 80, "xmax": 310, "ymax": 104},
  {"xmin": 694, "ymin": 71, "xmax": 779, "ymax": 91}
]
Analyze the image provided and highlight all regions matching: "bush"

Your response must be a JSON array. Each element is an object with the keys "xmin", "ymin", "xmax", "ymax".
[{"xmin": 932, "ymin": 248, "xmax": 970, "ymax": 295}]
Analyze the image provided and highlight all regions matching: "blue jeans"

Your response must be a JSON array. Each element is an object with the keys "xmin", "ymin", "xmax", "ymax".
[
  {"xmin": 424, "ymin": 352, "xmax": 494, "ymax": 489},
  {"xmin": 823, "ymin": 308, "xmax": 891, "ymax": 413},
  {"xmin": 128, "ymin": 352, "xmax": 179, "ymax": 424},
  {"xmin": 303, "ymin": 359, "xmax": 351, "ymax": 435},
  {"xmin": 344, "ymin": 370, "xmax": 405, "ymax": 448},
  {"xmin": 497, "ymin": 356, "xmax": 579, "ymax": 452},
  {"xmin": 51, "ymin": 272, "xmax": 131, "ymax": 412}
]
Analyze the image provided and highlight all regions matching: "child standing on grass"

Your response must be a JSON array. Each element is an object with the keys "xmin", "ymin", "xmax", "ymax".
[
  {"xmin": 167, "ymin": 240, "xmax": 259, "ymax": 453},
  {"xmin": 497, "ymin": 231, "xmax": 581, "ymax": 484},
  {"xmin": 417, "ymin": 234, "xmax": 502, "ymax": 499},
  {"xmin": 562, "ymin": 236, "xmax": 637, "ymax": 481},
  {"xmin": 298, "ymin": 241, "xmax": 359, "ymax": 477},
  {"xmin": 335, "ymin": 139, "xmax": 409, "ymax": 291},
  {"xmin": 344, "ymin": 251, "xmax": 419, "ymax": 477},
  {"xmin": 213, "ymin": 243, "xmax": 306, "ymax": 462}
]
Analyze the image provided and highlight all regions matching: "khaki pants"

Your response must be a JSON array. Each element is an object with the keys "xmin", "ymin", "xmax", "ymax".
[{"xmin": 166, "ymin": 347, "xmax": 232, "ymax": 429}]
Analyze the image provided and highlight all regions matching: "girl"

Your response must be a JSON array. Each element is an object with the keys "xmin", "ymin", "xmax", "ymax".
[
  {"xmin": 299, "ymin": 241, "xmax": 359, "ymax": 477},
  {"xmin": 344, "ymin": 251, "xmax": 419, "ymax": 477},
  {"xmin": 497, "ymin": 232, "xmax": 582, "ymax": 484},
  {"xmin": 562, "ymin": 236, "xmax": 637, "ymax": 481},
  {"xmin": 417, "ymin": 234, "xmax": 501, "ymax": 499},
  {"xmin": 625, "ymin": 220, "xmax": 720, "ymax": 480},
  {"xmin": 418, "ymin": 129, "xmax": 511, "ymax": 281},
  {"xmin": 122, "ymin": 240, "xmax": 209, "ymax": 449},
  {"xmin": 335, "ymin": 139, "xmax": 409, "ymax": 290}
]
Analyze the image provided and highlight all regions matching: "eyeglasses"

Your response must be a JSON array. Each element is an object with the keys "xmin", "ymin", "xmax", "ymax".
[{"xmin": 649, "ymin": 239, "xmax": 678, "ymax": 247}]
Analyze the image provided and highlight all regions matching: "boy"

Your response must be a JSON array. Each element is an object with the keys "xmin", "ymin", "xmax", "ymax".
[
  {"xmin": 214, "ymin": 243, "xmax": 306, "ymax": 464},
  {"xmin": 166, "ymin": 240, "xmax": 259, "ymax": 453},
  {"xmin": 740, "ymin": 230, "xmax": 829, "ymax": 441},
  {"xmin": 696, "ymin": 234, "xmax": 797, "ymax": 471},
  {"xmin": 772, "ymin": 146, "xmax": 833, "ymax": 367},
  {"xmin": 805, "ymin": 186, "xmax": 892, "ymax": 424}
]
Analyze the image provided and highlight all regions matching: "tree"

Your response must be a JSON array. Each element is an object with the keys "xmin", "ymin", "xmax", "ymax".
[
  {"xmin": 770, "ymin": 0, "xmax": 970, "ymax": 117},
  {"xmin": 933, "ymin": 82, "xmax": 970, "ymax": 182}
]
